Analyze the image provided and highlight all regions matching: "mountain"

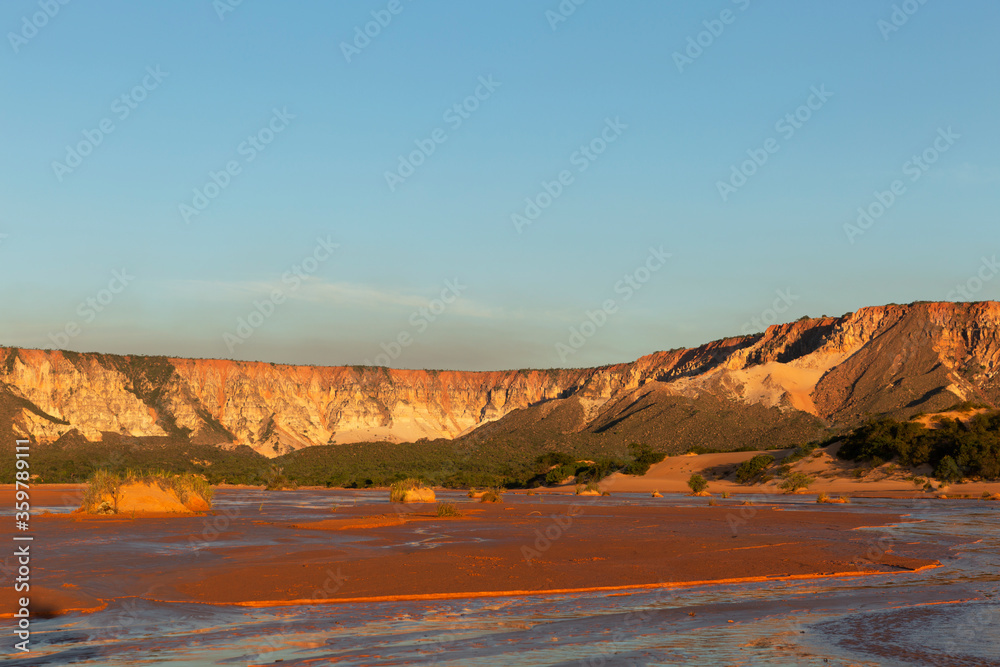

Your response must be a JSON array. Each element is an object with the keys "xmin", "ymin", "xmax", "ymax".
[{"xmin": 3, "ymin": 301, "xmax": 999, "ymax": 458}]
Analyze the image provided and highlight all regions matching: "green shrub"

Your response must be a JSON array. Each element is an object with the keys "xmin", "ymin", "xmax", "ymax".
[
  {"xmin": 436, "ymin": 503, "xmax": 461, "ymax": 517},
  {"xmin": 837, "ymin": 413, "xmax": 1000, "ymax": 481},
  {"xmin": 941, "ymin": 401, "xmax": 991, "ymax": 413},
  {"xmin": 82, "ymin": 469, "xmax": 123, "ymax": 513},
  {"xmin": 685, "ymin": 446, "xmax": 722, "ymax": 455},
  {"xmin": 779, "ymin": 472, "xmax": 814, "ymax": 493},
  {"xmin": 575, "ymin": 457, "xmax": 627, "ymax": 484},
  {"xmin": 622, "ymin": 443, "xmax": 667, "ymax": 476},
  {"xmin": 735, "ymin": 455, "xmax": 774, "ymax": 484},
  {"xmin": 544, "ymin": 463, "xmax": 578, "ymax": 485},
  {"xmin": 687, "ymin": 474, "xmax": 708, "ymax": 494},
  {"xmin": 784, "ymin": 443, "xmax": 818, "ymax": 464},
  {"xmin": 480, "ymin": 488, "xmax": 503, "ymax": 503},
  {"xmin": 534, "ymin": 452, "xmax": 575, "ymax": 470},
  {"xmin": 934, "ymin": 456, "xmax": 962, "ymax": 483},
  {"xmin": 172, "ymin": 473, "xmax": 214, "ymax": 503}
]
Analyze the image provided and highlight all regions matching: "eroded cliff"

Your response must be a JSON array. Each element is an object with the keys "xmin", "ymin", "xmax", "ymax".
[{"xmin": 3, "ymin": 301, "xmax": 998, "ymax": 456}]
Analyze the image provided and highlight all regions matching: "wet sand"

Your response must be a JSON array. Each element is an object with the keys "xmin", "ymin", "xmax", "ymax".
[{"xmin": 1, "ymin": 490, "xmax": 941, "ymax": 617}]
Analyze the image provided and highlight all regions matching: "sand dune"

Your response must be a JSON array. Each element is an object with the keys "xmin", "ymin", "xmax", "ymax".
[{"xmin": 600, "ymin": 446, "xmax": 1000, "ymax": 498}]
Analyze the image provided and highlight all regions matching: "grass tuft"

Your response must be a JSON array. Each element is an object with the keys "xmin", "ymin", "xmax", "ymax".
[
  {"xmin": 480, "ymin": 488, "xmax": 503, "ymax": 503},
  {"xmin": 390, "ymin": 478, "xmax": 428, "ymax": 502},
  {"xmin": 436, "ymin": 503, "xmax": 462, "ymax": 517}
]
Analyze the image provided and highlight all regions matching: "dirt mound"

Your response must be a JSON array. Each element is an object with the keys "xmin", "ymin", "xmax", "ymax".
[
  {"xmin": 398, "ymin": 487, "xmax": 436, "ymax": 503},
  {"xmin": 80, "ymin": 481, "xmax": 211, "ymax": 515}
]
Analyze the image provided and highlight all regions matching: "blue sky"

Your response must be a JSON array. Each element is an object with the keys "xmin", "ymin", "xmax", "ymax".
[{"xmin": 1, "ymin": 0, "xmax": 998, "ymax": 370}]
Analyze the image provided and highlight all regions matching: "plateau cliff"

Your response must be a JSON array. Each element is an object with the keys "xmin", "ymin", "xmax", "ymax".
[{"xmin": 3, "ymin": 301, "xmax": 998, "ymax": 457}]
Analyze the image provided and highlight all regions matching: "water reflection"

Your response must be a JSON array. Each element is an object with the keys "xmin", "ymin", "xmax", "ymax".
[{"xmin": 14, "ymin": 493, "xmax": 1000, "ymax": 666}]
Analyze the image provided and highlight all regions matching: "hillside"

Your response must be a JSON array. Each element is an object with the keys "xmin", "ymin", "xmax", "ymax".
[{"xmin": 3, "ymin": 301, "xmax": 999, "ymax": 459}]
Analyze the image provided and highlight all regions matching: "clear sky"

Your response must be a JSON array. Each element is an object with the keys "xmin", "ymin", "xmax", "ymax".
[{"xmin": 2, "ymin": 0, "xmax": 998, "ymax": 370}]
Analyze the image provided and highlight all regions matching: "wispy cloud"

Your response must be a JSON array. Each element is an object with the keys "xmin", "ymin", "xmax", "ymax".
[{"xmin": 163, "ymin": 278, "xmax": 519, "ymax": 321}]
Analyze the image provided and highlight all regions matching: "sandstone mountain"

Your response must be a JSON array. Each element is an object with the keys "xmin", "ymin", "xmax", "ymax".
[{"xmin": 3, "ymin": 302, "xmax": 998, "ymax": 457}]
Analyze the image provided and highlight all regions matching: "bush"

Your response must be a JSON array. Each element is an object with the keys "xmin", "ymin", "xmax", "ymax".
[
  {"xmin": 575, "ymin": 457, "xmax": 628, "ymax": 484},
  {"xmin": 263, "ymin": 465, "xmax": 297, "ymax": 491},
  {"xmin": 436, "ymin": 503, "xmax": 461, "ymax": 517},
  {"xmin": 622, "ymin": 443, "xmax": 667, "ymax": 476},
  {"xmin": 82, "ymin": 469, "xmax": 123, "ymax": 513},
  {"xmin": 837, "ymin": 413, "xmax": 1000, "ymax": 481},
  {"xmin": 941, "ymin": 401, "xmax": 991, "ymax": 413},
  {"xmin": 545, "ymin": 464, "xmax": 576, "ymax": 485},
  {"xmin": 685, "ymin": 446, "xmax": 722, "ymax": 455},
  {"xmin": 784, "ymin": 443, "xmax": 819, "ymax": 464},
  {"xmin": 779, "ymin": 472, "xmax": 814, "ymax": 493},
  {"xmin": 934, "ymin": 456, "xmax": 962, "ymax": 484},
  {"xmin": 687, "ymin": 474, "xmax": 708, "ymax": 494},
  {"xmin": 534, "ymin": 452, "xmax": 575, "ymax": 470},
  {"xmin": 480, "ymin": 488, "xmax": 503, "ymax": 503},
  {"xmin": 735, "ymin": 455, "xmax": 774, "ymax": 484}
]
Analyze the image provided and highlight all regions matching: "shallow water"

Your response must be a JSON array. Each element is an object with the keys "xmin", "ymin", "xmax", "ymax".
[{"xmin": 12, "ymin": 492, "xmax": 1000, "ymax": 666}]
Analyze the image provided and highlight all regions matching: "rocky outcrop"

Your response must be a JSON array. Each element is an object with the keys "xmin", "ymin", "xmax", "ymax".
[{"xmin": 3, "ymin": 302, "xmax": 999, "ymax": 457}]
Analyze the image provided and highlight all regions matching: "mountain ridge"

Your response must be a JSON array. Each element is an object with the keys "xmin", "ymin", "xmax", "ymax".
[{"xmin": 3, "ymin": 301, "xmax": 998, "ymax": 457}]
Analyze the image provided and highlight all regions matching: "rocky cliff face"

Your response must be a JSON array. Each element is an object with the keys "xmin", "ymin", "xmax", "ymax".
[{"xmin": 3, "ymin": 302, "xmax": 998, "ymax": 457}]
